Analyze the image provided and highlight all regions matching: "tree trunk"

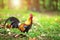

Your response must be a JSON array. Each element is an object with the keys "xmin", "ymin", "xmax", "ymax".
[
  {"xmin": 35, "ymin": 0, "xmax": 40, "ymax": 12},
  {"xmin": 49, "ymin": 0, "xmax": 58, "ymax": 10},
  {"xmin": 55, "ymin": 0, "xmax": 58, "ymax": 10},
  {"xmin": 43, "ymin": 0, "xmax": 46, "ymax": 8},
  {"xmin": 27, "ymin": 0, "xmax": 40, "ymax": 12},
  {"xmin": 49, "ymin": 0, "xmax": 53, "ymax": 10},
  {"xmin": 0, "ymin": 0, "xmax": 4, "ymax": 9},
  {"xmin": 27, "ymin": 0, "xmax": 31, "ymax": 10}
]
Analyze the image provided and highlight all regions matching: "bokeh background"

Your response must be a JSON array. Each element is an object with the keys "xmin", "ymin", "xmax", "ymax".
[{"xmin": 0, "ymin": 0, "xmax": 60, "ymax": 40}]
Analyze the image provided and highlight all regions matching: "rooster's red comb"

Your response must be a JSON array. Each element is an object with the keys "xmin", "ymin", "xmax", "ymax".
[{"xmin": 30, "ymin": 13, "xmax": 33, "ymax": 17}]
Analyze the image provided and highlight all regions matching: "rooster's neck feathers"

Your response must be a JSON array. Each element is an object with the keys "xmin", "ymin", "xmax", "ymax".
[{"xmin": 25, "ymin": 16, "xmax": 33, "ymax": 25}]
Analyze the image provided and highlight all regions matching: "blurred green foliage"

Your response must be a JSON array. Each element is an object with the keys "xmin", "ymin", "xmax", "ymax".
[
  {"xmin": 0, "ymin": 0, "xmax": 60, "ymax": 40},
  {"xmin": 0, "ymin": 9, "xmax": 60, "ymax": 40}
]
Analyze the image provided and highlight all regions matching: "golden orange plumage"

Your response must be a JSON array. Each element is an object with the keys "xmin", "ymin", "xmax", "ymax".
[
  {"xmin": 18, "ymin": 14, "xmax": 33, "ymax": 33},
  {"xmin": 25, "ymin": 17, "xmax": 31, "ymax": 25},
  {"xmin": 18, "ymin": 24, "xmax": 25, "ymax": 32}
]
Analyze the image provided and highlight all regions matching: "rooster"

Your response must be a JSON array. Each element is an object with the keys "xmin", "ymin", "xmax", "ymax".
[
  {"xmin": 18, "ymin": 14, "xmax": 33, "ymax": 33},
  {"xmin": 15, "ymin": 14, "xmax": 33, "ymax": 37},
  {"xmin": 3, "ymin": 14, "xmax": 33, "ymax": 37}
]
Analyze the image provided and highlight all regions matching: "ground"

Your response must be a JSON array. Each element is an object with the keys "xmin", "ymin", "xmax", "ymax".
[{"xmin": 0, "ymin": 9, "xmax": 60, "ymax": 40}]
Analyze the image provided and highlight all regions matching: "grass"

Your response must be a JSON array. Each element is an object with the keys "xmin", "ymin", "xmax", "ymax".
[{"xmin": 0, "ymin": 9, "xmax": 60, "ymax": 40}]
